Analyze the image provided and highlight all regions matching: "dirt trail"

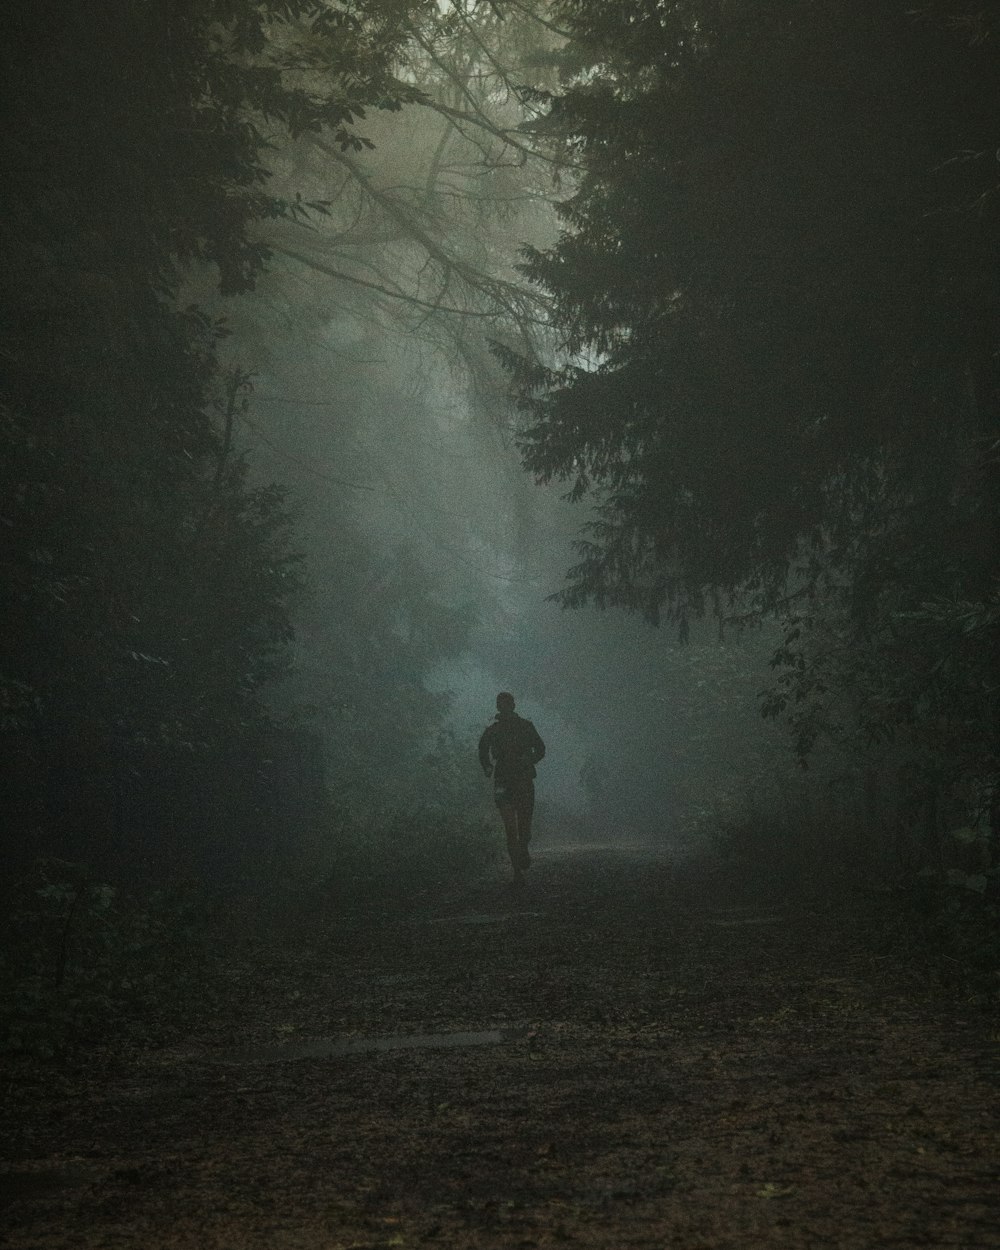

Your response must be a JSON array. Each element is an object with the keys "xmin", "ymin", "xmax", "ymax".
[{"xmin": 3, "ymin": 842, "xmax": 999, "ymax": 1249}]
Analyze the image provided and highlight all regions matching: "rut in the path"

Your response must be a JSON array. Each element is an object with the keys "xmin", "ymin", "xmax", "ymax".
[{"xmin": 3, "ymin": 844, "xmax": 999, "ymax": 1249}]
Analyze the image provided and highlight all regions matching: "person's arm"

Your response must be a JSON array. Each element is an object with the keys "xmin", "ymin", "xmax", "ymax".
[
  {"xmin": 478, "ymin": 726, "xmax": 494, "ymax": 776},
  {"xmin": 529, "ymin": 723, "xmax": 545, "ymax": 764}
]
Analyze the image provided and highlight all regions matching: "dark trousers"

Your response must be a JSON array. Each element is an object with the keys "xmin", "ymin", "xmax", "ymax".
[{"xmin": 495, "ymin": 779, "xmax": 534, "ymax": 868}]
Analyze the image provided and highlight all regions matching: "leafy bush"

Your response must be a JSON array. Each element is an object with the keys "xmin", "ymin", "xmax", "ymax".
[
  {"xmin": 0, "ymin": 859, "xmax": 209, "ymax": 1056},
  {"xmin": 704, "ymin": 779, "xmax": 1000, "ymax": 1006},
  {"xmin": 908, "ymin": 870, "xmax": 1000, "ymax": 1006},
  {"xmin": 696, "ymin": 770, "xmax": 862, "ymax": 901}
]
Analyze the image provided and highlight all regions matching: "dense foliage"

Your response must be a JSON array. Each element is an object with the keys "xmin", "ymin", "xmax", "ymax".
[
  {"xmin": 507, "ymin": 0, "xmax": 1000, "ymax": 863},
  {"xmin": 0, "ymin": 0, "xmax": 431, "ymax": 880},
  {"xmin": 2, "ymin": 1, "xmax": 537, "ymax": 1052}
]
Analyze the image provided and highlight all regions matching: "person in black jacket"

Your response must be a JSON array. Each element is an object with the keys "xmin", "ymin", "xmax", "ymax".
[{"xmin": 478, "ymin": 692, "xmax": 546, "ymax": 884}]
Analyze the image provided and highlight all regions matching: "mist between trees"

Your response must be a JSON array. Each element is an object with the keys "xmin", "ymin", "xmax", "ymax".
[{"xmin": 2, "ymin": 1, "xmax": 999, "ymax": 1047}]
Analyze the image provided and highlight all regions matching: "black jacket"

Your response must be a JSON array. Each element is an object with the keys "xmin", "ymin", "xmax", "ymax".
[{"xmin": 478, "ymin": 712, "xmax": 545, "ymax": 785}]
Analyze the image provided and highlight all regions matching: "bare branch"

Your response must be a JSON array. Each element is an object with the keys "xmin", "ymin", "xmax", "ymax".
[
  {"xmin": 304, "ymin": 139, "xmax": 550, "ymax": 325},
  {"xmin": 273, "ymin": 241, "xmax": 508, "ymax": 319}
]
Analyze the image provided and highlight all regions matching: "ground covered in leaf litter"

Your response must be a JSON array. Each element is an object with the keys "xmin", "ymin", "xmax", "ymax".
[{"xmin": 3, "ymin": 841, "xmax": 1000, "ymax": 1249}]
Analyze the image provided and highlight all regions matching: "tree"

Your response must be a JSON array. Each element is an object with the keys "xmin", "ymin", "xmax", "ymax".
[
  {"xmin": 508, "ymin": 0, "xmax": 999, "ymax": 613},
  {"xmin": 187, "ymin": 2, "xmax": 572, "ymax": 814},
  {"xmin": 501, "ymin": 0, "xmax": 1000, "ymax": 844},
  {"xmin": 0, "ymin": 0, "xmax": 435, "ymax": 877},
  {"xmin": 256, "ymin": 1, "xmax": 560, "ymax": 339}
]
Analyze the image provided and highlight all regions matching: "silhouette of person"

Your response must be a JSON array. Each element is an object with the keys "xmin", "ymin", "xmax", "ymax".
[{"xmin": 478, "ymin": 692, "xmax": 545, "ymax": 884}]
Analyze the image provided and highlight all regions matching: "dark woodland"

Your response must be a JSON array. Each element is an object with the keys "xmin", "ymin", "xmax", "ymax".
[{"xmin": 2, "ymin": 3, "xmax": 999, "ymax": 1246}]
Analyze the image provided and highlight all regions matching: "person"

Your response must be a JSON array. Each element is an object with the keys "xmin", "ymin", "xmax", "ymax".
[{"xmin": 478, "ymin": 692, "xmax": 546, "ymax": 884}]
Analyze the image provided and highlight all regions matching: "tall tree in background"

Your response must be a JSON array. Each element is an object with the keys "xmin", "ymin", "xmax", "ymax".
[{"xmin": 507, "ymin": 0, "xmax": 1000, "ymax": 850}]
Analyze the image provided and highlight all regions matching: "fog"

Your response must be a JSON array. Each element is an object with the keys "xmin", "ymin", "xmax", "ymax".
[
  {"xmin": 234, "ymin": 303, "xmax": 785, "ymax": 845},
  {"xmin": 157, "ymin": 24, "xmax": 798, "ymax": 860}
]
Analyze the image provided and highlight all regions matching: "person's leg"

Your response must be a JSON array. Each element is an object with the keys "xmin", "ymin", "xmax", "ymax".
[
  {"xmin": 496, "ymin": 799, "xmax": 522, "ymax": 879},
  {"xmin": 515, "ymin": 783, "xmax": 535, "ymax": 868}
]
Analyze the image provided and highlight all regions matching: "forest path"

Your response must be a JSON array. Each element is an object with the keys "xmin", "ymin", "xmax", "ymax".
[{"xmin": 3, "ymin": 842, "xmax": 1000, "ymax": 1248}]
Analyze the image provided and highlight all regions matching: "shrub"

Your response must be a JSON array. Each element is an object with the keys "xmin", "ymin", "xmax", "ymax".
[
  {"xmin": 0, "ymin": 859, "xmax": 209, "ymax": 1056},
  {"xmin": 908, "ymin": 869, "xmax": 1000, "ymax": 1006}
]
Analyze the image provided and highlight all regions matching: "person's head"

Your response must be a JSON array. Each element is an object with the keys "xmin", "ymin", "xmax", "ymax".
[{"xmin": 496, "ymin": 691, "xmax": 515, "ymax": 714}]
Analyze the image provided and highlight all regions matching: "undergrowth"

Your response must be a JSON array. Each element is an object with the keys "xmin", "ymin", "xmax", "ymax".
[
  {"xmin": 706, "ymin": 790, "xmax": 1000, "ymax": 1010},
  {"xmin": 907, "ymin": 873, "xmax": 1000, "ymax": 1008},
  {"xmin": 0, "ymin": 859, "xmax": 211, "ymax": 1057}
]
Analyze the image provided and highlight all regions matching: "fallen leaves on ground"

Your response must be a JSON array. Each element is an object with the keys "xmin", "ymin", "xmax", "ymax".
[{"xmin": 2, "ymin": 845, "xmax": 999, "ymax": 1248}]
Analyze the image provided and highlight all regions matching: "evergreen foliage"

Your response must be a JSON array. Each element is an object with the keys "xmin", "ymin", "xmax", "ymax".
[{"xmin": 506, "ymin": 0, "xmax": 1000, "ymax": 855}]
